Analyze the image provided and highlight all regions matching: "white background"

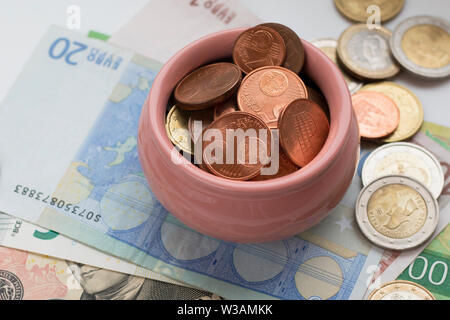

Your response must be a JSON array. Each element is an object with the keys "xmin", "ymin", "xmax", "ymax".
[{"xmin": 1, "ymin": 0, "xmax": 449, "ymax": 126}]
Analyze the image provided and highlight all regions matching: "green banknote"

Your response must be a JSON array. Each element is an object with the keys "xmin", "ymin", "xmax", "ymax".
[
  {"xmin": 395, "ymin": 121, "xmax": 450, "ymax": 300},
  {"xmin": 397, "ymin": 224, "xmax": 449, "ymax": 300}
]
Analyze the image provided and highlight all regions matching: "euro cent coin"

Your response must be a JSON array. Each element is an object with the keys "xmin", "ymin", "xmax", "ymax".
[
  {"xmin": 351, "ymin": 91, "xmax": 400, "ymax": 139},
  {"xmin": 237, "ymin": 66, "xmax": 307, "ymax": 129},
  {"xmin": 233, "ymin": 25, "xmax": 286, "ymax": 74},
  {"xmin": 306, "ymin": 86, "xmax": 329, "ymax": 120},
  {"xmin": 367, "ymin": 280, "xmax": 435, "ymax": 300},
  {"xmin": 390, "ymin": 15, "xmax": 450, "ymax": 79},
  {"xmin": 337, "ymin": 24, "xmax": 400, "ymax": 80},
  {"xmin": 278, "ymin": 99, "xmax": 329, "ymax": 167},
  {"xmin": 361, "ymin": 142, "xmax": 445, "ymax": 199},
  {"xmin": 188, "ymin": 108, "xmax": 214, "ymax": 143},
  {"xmin": 252, "ymin": 149, "xmax": 299, "ymax": 181},
  {"xmin": 360, "ymin": 82, "xmax": 423, "ymax": 142},
  {"xmin": 356, "ymin": 175, "xmax": 439, "ymax": 251},
  {"xmin": 202, "ymin": 111, "xmax": 271, "ymax": 181},
  {"xmin": 165, "ymin": 105, "xmax": 193, "ymax": 154},
  {"xmin": 174, "ymin": 62, "xmax": 242, "ymax": 110},
  {"xmin": 213, "ymin": 98, "xmax": 237, "ymax": 120},
  {"xmin": 334, "ymin": 0, "xmax": 404, "ymax": 23},
  {"xmin": 311, "ymin": 38, "xmax": 363, "ymax": 94},
  {"xmin": 260, "ymin": 23, "xmax": 305, "ymax": 74}
]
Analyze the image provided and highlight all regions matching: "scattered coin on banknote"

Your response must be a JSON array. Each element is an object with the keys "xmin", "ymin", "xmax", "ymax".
[
  {"xmin": 356, "ymin": 175, "xmax": 439, "ymax": 250},
  {"xmin": 259, "ymin": 22, "xmax": 305, "ymax": 74},
  {"xmin": 360, "ymin": 82, "xmax": 423, "ymax": 143},
  {"xmin": 351, "ymin": 91, "xmax": 400, "ymax": 139},
  {"xmin": 175, "ymin": 62, "xmax": 242, "ymax": 110},
  {"xmin": 233, "ymin": 25, "xmax": 287, "ymax": 74},
  {"xmin": 338, "ymin": 24, "xmax": 400, "ymax": 80},
  {"xmin": 310, "ymin": 38, "xmax": 363, "ymax": 94},
  {"xmin": 390, "ymin": 15, "xmax": 450, "ymax": 79},
  {"xmin": 367, "ymin": 280, "xmax": 435, "ymax": 300},
  {"xmin": 362, "ymin": 142, "xmax": 445, "ymax": 199},
  {"xmin": 334, "ymin": 0, "xmax": 405, "ymax": 23}
]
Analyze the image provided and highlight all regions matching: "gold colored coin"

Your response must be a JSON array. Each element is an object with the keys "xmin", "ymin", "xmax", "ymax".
[
  {"xmin": 334, "ymin": 0, "xmax": 405, "ymax": 23},
  {"xmin": 165, "ymin": 105, "xmax": 192, "ymax": 154},
  {"xmin": 402, "ymin": 24, "xmax": 450, "ymax": 69},
  {"xmin": 361, "ymin": 82, "xmax": 423, "ymax": 142},
  {"xmin": 368, "ymin": 280, "xmax": 435, "ymax": 300},
  {"xmin": 356, "ymin": 175, "xmax": 439, "ymax": 250},
  {"xmin": 367, "ymin": 184, "xmax": 427, "ymax": 239}
]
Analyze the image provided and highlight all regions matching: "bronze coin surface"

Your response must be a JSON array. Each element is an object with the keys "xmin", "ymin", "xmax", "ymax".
[
  {"xmin": 202, "ymin": 111, "xmax": 271, "ymax": 181},
  {"xmin": 278, "ymin": 99, "xmax": 330, "ymax": 167},
  {"xmin": 252, "ymin": 149, "xmax": 299, "ymax": 181},
  {"xmin": 237, "ymin": 66, "xmax": 307, "ymax": 129},
  {"xmin": 260, "ymin": 23, "xmax": 305, "ymax": 74},
  {"xmin": 213, "ymin": 98, "xmax": 238, "ymax": 121},
  {"xmin": 306, "ymin": 86, "xmax": 330, "ymax": 120},
  {"xmin": 175, "ymin": 62, "xmax": 242, "ymax": 110},
  {"xmin": 351, "ymin": 91, "xmax": 400, "ymax": 139},
  {"xmin": 233, "ymin": 26, "xmax": 286, "ymax": 74}
]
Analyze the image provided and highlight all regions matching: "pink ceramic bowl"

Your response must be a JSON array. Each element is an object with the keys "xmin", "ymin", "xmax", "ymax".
[{"xmin": 138, "ymin": 28, "xmax": 359, "ymax": 243}]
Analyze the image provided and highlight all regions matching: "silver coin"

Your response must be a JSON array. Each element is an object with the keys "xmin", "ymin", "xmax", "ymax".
[
  {"xmin": 337, "ymin": 25, "xmax": 400, "ymax": 80},
  {"xmin": 362, "ymin": 142, "xmax": 444, "ymax": 199},
  {"xmin": 390, "ymin": 15, "xmax": 450, "ymax": 79},
  {"xmin": 356, "ymin": 175, "xmax": 439, "ymax": 251},
  {"xmin": 311, "ymin": 38, "xmax": 363, "ymax": 94}
]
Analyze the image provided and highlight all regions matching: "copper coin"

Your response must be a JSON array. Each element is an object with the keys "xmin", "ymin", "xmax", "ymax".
[
  {"xmin": 252, "ymin": 149, "xmax": 299, "ymax": 181},
  {"xmin": 213, "ymin": 98, "xmax": 237, "ymax": 120},
  {"xmin": 260, "ymin": 23, "xmax": 305, "ymax": 74},
  {"xmin": 351, "ymin": 91, "xmax": 400, "ymax": 139},
  {"xmin": 233, "ymin": 26, "xmax": 286, "ymax": 74},
  {"xmin": 279, "ymin": 99, "xmax": 330, "ymax": 167},
  {"xmin": 237, "ymin": 66, "xmax": 308, "ymax": 129},
  {"xmin": 202, "ymin": 111, "xmax": 271, "ymax": 181},
  {"xmin": 188, "ymin": 109, "xmax": 214, "ymax": 172},
  {"xmin": 174, "ymin": 62, "xmax": 242, "ymax": 110},
  {"xmin": 306, "ymin": 86, "xmax": 330, "ymax": 120},
  {"xmin": 188, "ymin": 108, "xmax": 214, "ymax": 142}
]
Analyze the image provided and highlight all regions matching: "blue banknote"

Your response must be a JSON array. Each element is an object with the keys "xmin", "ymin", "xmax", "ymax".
[{"xmin": 0, "ymin": 26, "xmax": 381, "ymax": 299}]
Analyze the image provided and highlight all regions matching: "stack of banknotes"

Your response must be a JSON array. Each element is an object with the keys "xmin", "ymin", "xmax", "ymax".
[{"xmin": 0, "ymin": 0, "xmax": 448, "ymax": 300}]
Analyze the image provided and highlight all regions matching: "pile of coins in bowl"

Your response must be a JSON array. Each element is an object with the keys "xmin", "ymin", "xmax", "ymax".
[
  {"xmin": 332, "ymin": 0, "xmax": 449, "ymax": 300},
  {"xmin": 166, "ymin": 23, "xmax": 330, "ymax": 181}
]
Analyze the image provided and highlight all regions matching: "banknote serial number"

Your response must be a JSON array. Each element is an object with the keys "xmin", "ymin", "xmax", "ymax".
[{"xmin": 13, "ymin": 185, "xmax": 101, "ymax": 222}]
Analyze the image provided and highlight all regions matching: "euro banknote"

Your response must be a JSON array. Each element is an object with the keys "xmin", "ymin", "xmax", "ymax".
[
  {"xmin": 0, "ymin": 27, "xmax": 191, "ymax": 289},
  {"xmin": 0, "ymin": 212, "xmax": 190, "ymax": 287},
  {"xmin": 0, "ymin": 246, "xmax": 218, "ymax": 300},
  {"xmin": 109, "ymin": 0, "xmax": 261, "ymax": 62},
  {"xmin": 397, "ymin": 224, "xmax": 449, "ymax": 300},
  {"xmin": 0, "ymin": 26, "xmax": 381, "ymax": 300}
]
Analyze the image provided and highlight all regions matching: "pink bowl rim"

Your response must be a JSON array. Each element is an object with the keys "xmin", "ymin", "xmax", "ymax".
[{"xmin": 144, "ymin": 27, "xmax": 352, "ymax": 195}]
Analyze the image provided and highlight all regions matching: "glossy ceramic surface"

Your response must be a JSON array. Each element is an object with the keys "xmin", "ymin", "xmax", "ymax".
[{"xmin": 138, "ymin": 28, "xmax": 359, "ymax": 243}]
